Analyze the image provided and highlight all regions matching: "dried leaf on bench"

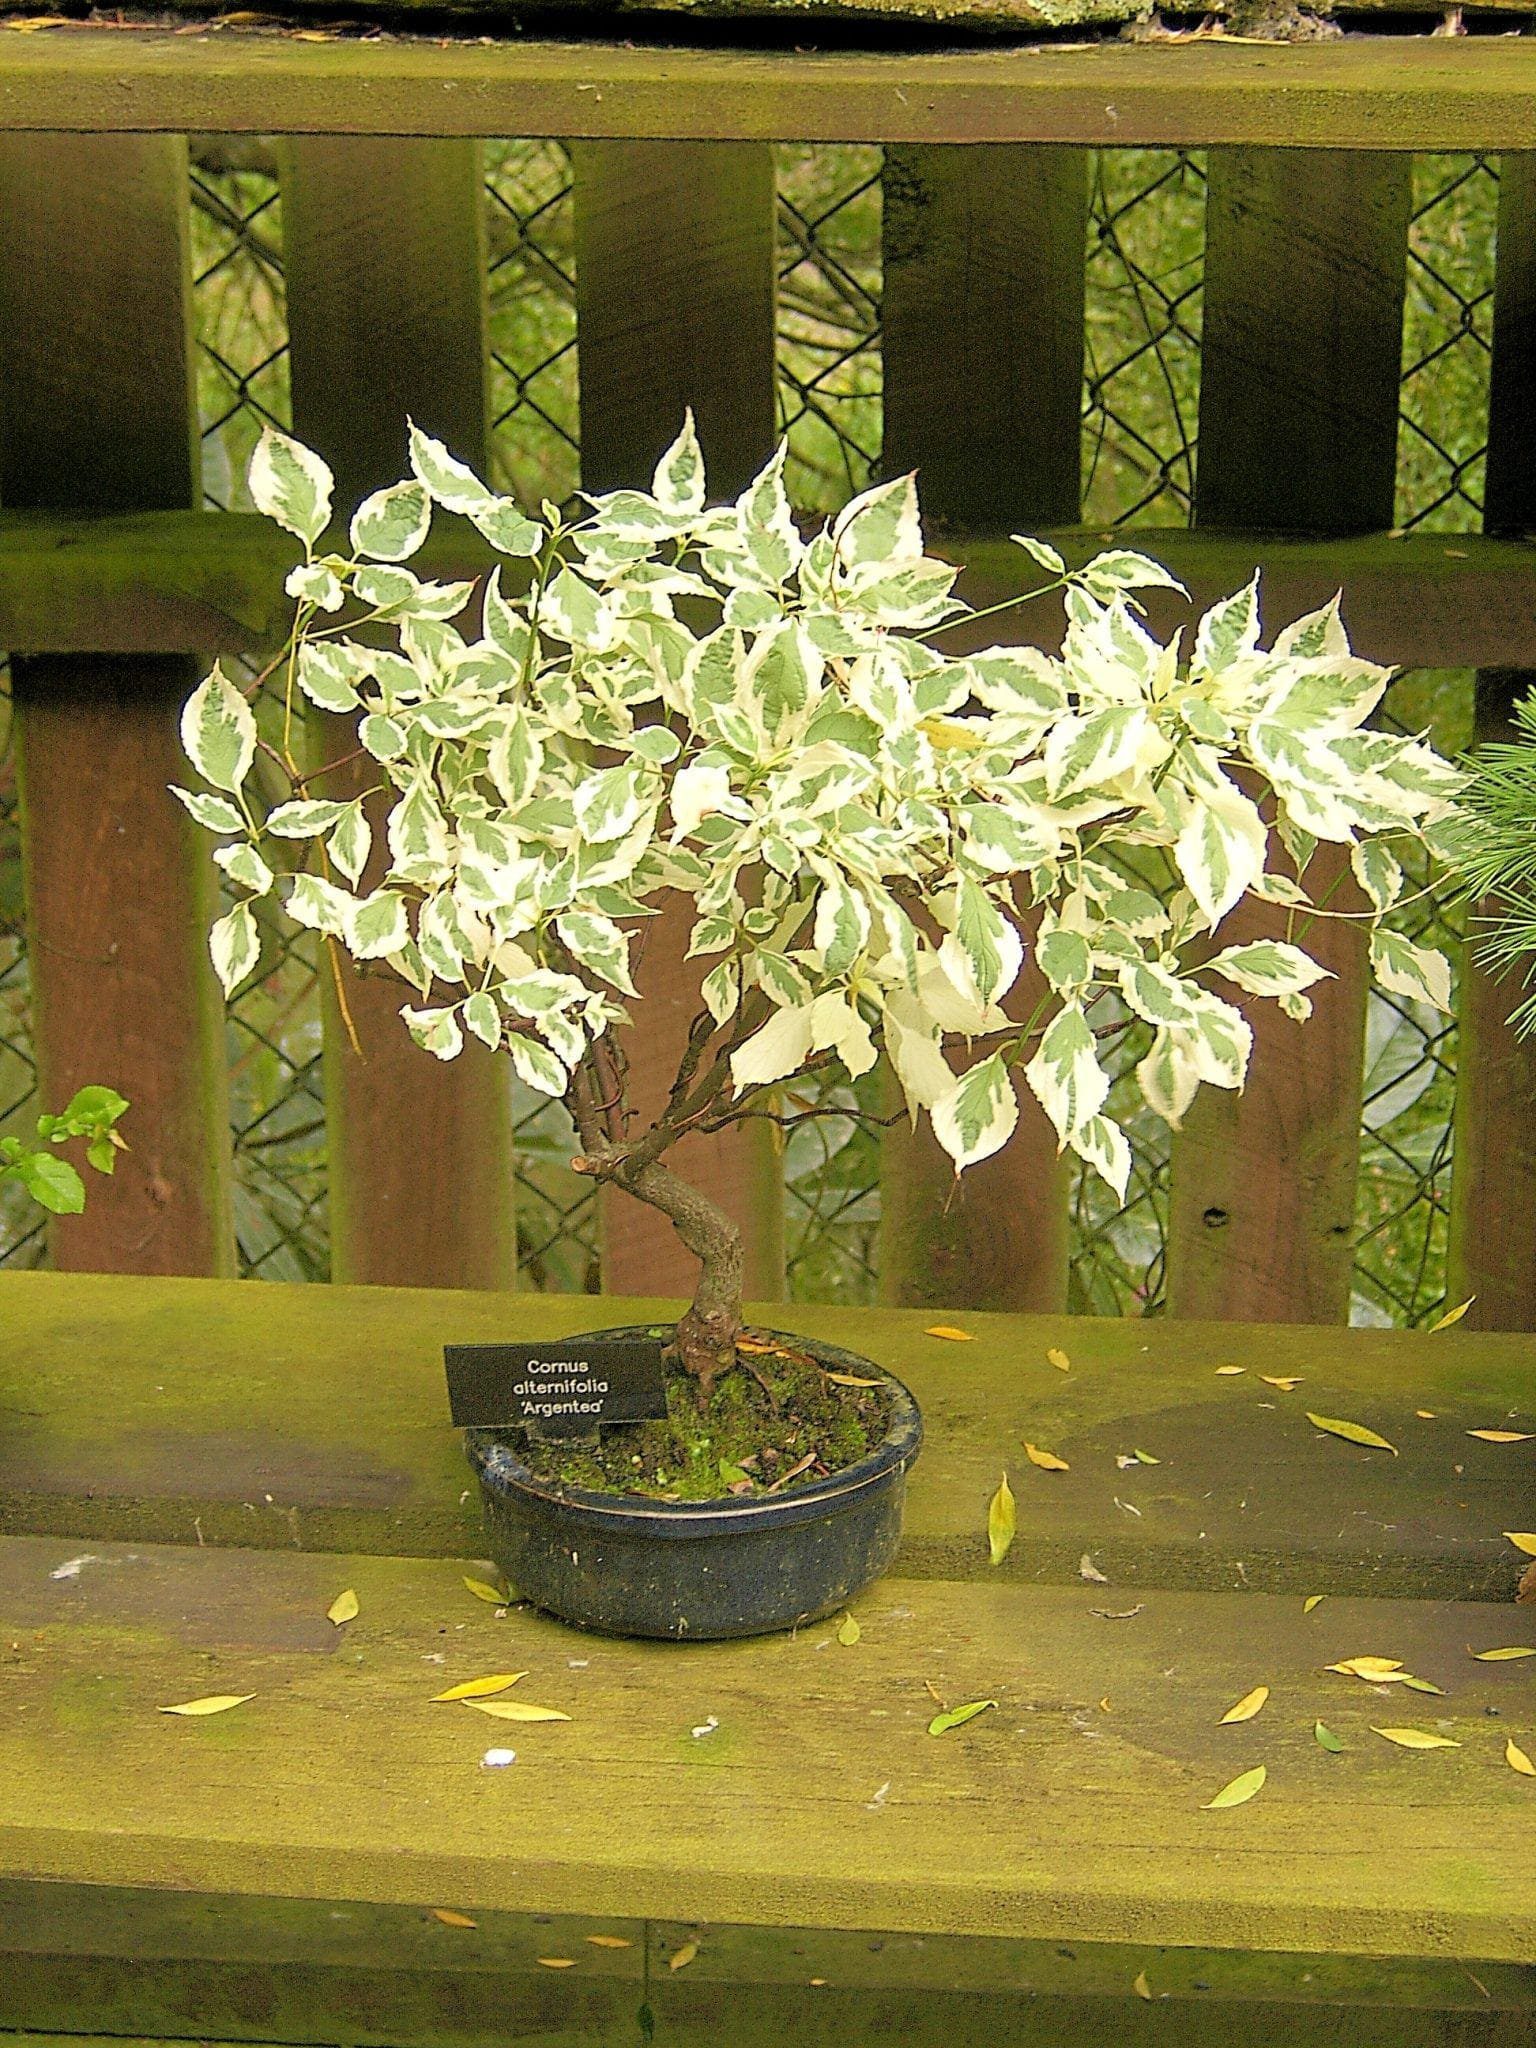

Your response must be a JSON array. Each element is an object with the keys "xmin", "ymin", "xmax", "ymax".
[
  {"xmin": 432, "ymin": 1673, "xmax": 527, "ymax": 1701},
  {"xmin": 1314, "ymin": 1722, "xmax": 1344, "ymax": 1753},
  {"xmin": 1024, "ymin": 1442, "xmax": 1070, "ymax": 1472},
  {"xmin": 1519, "ymin": 1562, "xmax": 1536, "ymax": 1605},
  {"xmin": 1304, "ymin": 1595, "xmax": 1326, "ymax": 1614},
  {"xmin": 1397, "ymin": 1675, "xmax": 1446, "ymax": 1695},
  {"xmin": 1203, "ymin": 1765, "xmax": 1266, "ymax": 1809},
  {"xmin": 837, "ymin": 1613, "xmax": 862, "ymax": 1646},
  {"xmin": 1080, "ymin": 1554, "xmax": 1109, "ymax": 1584},
  {"xmin": 463, "ymin": 1575, "xmax": 511, "ymax": 1605},
  {"xmin": 669, "ymin": 1941, "xmax": 699, "ymax": 1972},
  {"xmin": 1472, "ymin": 1646, "xmax": 1536, "ymax": 1660},
  {"xmin": 469, "ymin": 1700, "xmax": 571, "ymax": 1722},
  {"xmin": 1046, "ymin": 1347, "xmax": 1071, "ymax": 1372},
  {"xmin": 1219, "ymin": 1685, "xmax": 1269, "ymax": 1724},
  {"xmin": 327, "ymin": 1588, "xmax": 359, "ymax": 1626},
  {"xmin": 1504, "ymin": 1534, "xmax": 1536, "ymax": 1557},
  {"xmin": 1215, "ymin": 1365, "xmax": 1245, "ymax": 1375},
  {"xmin": 1326, "ymin": 1656, "xmax": 1403, "ymax": 1678},
  {"xmin": 1506, "ymin": 1739, "xmax": 1536, "ymax": 1777},
  {"xmin": 988, "ymin": 1473, "xmax": 1016, "ymax": 1567},
  {"xmin": 823, "ymin": 1370, "xmax": 882, "ymax": 1387},
  {"xmin": 1260, "ymin": 1376, "xmax": 1302, "ymax": 1392},
  {"xmin": 537, "ymin": 1957, "xmax": 576, "ymax": 1969},
  {"xmin": 430, "ymin": 1908, "xmax": 477, "ymax": 1928},
  {"xmin": 159, "ymin": 1694, "xmax": 254, "ymax": 1716},
  {"xmin": 586, "ymin": 1934, "xmax": 633, "ymax": 1948},
  {"xmin": 1429, "ymin": 1296, "xmax": 1474, "ymax": 1331},
  {"xmin": 1372, "ymin": 1727, "xmax": 1461, "ymax": 1749},
  {"xmin": 925, "ymin": 1325, "xmax": 973, "ymax": 1342},
  {"xmin": 1133, "ymin": 1971, "xmax": 1153, "ymax": 2000},
  {"xmin": 1306, "ymin": 1413, "xmax": 1397, "ymax": 1456},
  {"xmin": 1468, "ymin": 1430, "xmax": 1534, "ymax": 1444},
  {"xmin": 928, "ymin": 1699, "xmax": 997, "ymax": 1736}
]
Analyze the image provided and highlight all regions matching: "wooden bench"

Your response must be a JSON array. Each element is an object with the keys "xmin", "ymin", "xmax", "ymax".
[{"xmin": 4, "ymin": 1270, "xmax": 1536, "ymax": 2044}]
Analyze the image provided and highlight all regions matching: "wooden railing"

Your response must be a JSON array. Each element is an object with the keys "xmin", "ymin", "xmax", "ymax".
[{"xmin": 2, "ymin": 31, "xmax": 1535, "ymax": 1325}]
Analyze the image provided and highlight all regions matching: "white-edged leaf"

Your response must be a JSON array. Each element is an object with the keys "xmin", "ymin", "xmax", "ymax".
[
  {"xmin": 1351, "ymin": 838, "xmax": 1403, "ymax": 914},
  {"xmin": 347, "ymin": 890, "xmax": 410, "ymax": 960},
  {"xmin": 507, "ymin": 1033, "xmax": 568, "ymax": 1097},
  {"xmin": 403, "ymin": 1005, "xmax": 465, "ymax": 1061},
  {"xmin": 1175, "ymin": 789, "xmax": 1267, "ymax": 926},
  {"xmin": 652, "ymin": 410, "xmax": 707, "ymax": 516},
  {"xmin": 249, "ymin": 425, "xmax": 332, "ymax": 546},
  {"xmin": 1025, "ymin": 1004, "xmax": 1109, "ymax": 1149},
  {"xmin": 209, "ymin": 902, "xmax": 260, "ymax": 995},
  {"xmin": 931, "ymin": 1053, "xmax": 1018, "ymax": 1172},
  {"xmin": 1369, "ymin": 929, "xmax": 1453, "ymax": 1014},
  {"xmin": 732, "ymin": 1004, "xmax": 816, "ymax": 1092},
  {"xmin": 1071, "ymin": 1112, "xmax": 1131, "ymax": 1201},
  {"xmin": 351, "ymin": 479, "xmax": 431, "ymax": 562},
  {"xmin": 941, "ymin": 877, "xmax": 1023, "ymax": 1010},
  {"xmin": 181, "ymin": 663, "xmax": 256, "ymax": 795},
  {"xmin": 409, "ymin": 422, "xmax": 494, "ymax": 512},
  {"xmin": 266, "ymin": 798, "xmax": 348, "ymax": 839},
  {"xmin": 296, "ymin": 641, "xmax": 367, "ymax": 714},
  {"xmin": 555, "ymin": 911, "xmax": 637, "ymax": 997},
  {"xmin": 171, "ymin": 786, "xmax": 244, "ymax": 835},
  {"xmin": 1205, "ymin": 940, "xmax": 1332, "ymax": 1000}
]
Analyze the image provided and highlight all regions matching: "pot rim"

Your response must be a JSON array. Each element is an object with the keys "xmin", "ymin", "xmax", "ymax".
[{"xmin": 464, "ymin": 1323, "xmax": 922, "ymax": 1539}]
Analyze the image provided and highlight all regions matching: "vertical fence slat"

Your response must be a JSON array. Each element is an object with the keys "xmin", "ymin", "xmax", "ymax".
[
  {"xmin": 1446, "ymin": 152, "xmax": 1536, "ymax": 1329},
  {"xmin": 572, "ymin": 140, "xmax": 784, "ymax": 1300},
  {"xmin": 876, "ymin": 144, "xmax": 1085, "ymax": 1312},
  {"xmin": 1167, "ymin": 149, "xmax": 1411, "ymax": 1323},
  {"xmin": 281, "ymin": 138, "xmax": 518, "ymax": 1291},
  {"xmin": 0, "ymin": 134, "xmax": 234, "ymax": 1276}
]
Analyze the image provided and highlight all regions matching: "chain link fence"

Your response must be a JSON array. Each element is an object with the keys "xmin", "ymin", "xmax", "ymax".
[{"xmin": 0, "ymin": 144, "xmax": 1498, "ymax": 1326}]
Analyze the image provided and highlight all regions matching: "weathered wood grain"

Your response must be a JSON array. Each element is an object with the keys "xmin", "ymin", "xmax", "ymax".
[
  {"xmin": 0, "ymin": 135, "xmax": 234, "ymax": 1277},
  {"xmin": 1168, "ymin": 151, "xmax": 1410, "ymax": 1324},
  {"xmin": 573, "ymin": 139, "xmax": 784, "ymax": 1299},
  {"xmin": 281, "ymin": 137, "xmax": 519, "ymax": 1291},
  {"xmin": 2, "ymin": 36, "xmax": 1536, "ymax": 151},
  {"xmin": 2, "ymin": 1529, "xmax": 1534, "ymax": 1961},
  {"xmin": 2, "ymin": 1271, "xmax": 1533, "ymax": 1599}
]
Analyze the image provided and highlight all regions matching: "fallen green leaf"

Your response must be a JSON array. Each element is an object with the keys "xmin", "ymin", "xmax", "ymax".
[
  {"xmin": 837, "ymin": 1613, "xmax": 861, "ymax": 1646},
  {"xmin": 1314, "ymin": 1722, "xmax": 1344, "ymax": 1753},
  {"xmin": 1203, "ymin": 1764, "xmax": 1266, "ymax": 1810},
  {"xmin": 1372, "ymin": 1726, "xmax": 1460, "ymax": 1750},
  {"xmin": 928, "ymin": 1699, "xmax": 997, "ymax": 1737},
  {"xmin": 1306, "ymin": 1413, "xmax": 1397, "ymax": 1456},
  {"xmin": 1473, "ymin": 1646, "xmax": 1536, "ymax": 1661},
  {"xmin": 463, "ymin": 1575, "xmax": 511, "ymax": 1605}
]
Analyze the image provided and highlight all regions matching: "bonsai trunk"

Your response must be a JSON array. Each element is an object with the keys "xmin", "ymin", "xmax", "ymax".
[{"xmin": 615, "ymin": 1159, "xmax": 745, "ymax": 1398}]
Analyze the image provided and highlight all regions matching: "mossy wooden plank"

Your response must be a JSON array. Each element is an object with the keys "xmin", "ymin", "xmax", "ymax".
[
  {"xmin": 2, "ymin": 36, "xmax": 1536, "ymax": 150},
  {"xmin": 572, "ymin": 139, "xmax": 784, "ymax": 1301},
  {"xmin": 5, "ymin": 1885, "xmax": 1535, "ymax": 2048},
  {"xmin": 3, "ymin": 514, "xmax": 1532, "ymax": 668},
  {"xmin": 1447, "ymin": 154, "xmax": 1536, "ymax": 1334},
  {"xmin": 1168, "ymin": 150, "xmax": 1410, "ymax": 1325},
  {"xmin": 3, "ymin": 1271, "xmax": 1534, "ymax": 1599},
  {"xmin": 3, "ymin": 1531, "xmax": 1535, "ymax": 1960},
  {"xmin": 0, "ymin": 136, "xmax": 234, "ymax": 1279}
]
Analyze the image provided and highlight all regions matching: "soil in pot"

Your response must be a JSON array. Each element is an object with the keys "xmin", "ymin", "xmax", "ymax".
[{"xmin": 492, "ymin": 1327, "xmax": 893, "ymax": 1504}]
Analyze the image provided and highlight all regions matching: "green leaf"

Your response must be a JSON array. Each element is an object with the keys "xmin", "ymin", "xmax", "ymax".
[
  {"xmin": 1306, "ymin": 1411, "xmax": 1398, "ymax": 1457},
  {"xmin": 927, "ymin": 1699, "xmax": 997, "ymax": 1737},
  {"xmin": 214, "ymin": 842, "xmax": 274, "ymax": 897},
  {"xmin": 351, "ymin": 479, "xmax": 431, "ymax": 562},
  {"xmin": 1202, "ymin": 1764, "xmax": 1266, "ymax": 1810},
  {"xmin": 932, "ymin": 1054, "xmax": 1018, "ymax": 1173},
  {"xmin": 249, "ymin": 425, "xmax": 333, "ymax": 546},
  {"xmin": 1075, "ymin": 548, "xmax": 1187, "ymax": 602},
  {"xmin": 1070, "ymin": 1112, "xmax": 1131, "ymax": 1202},
  {"xmin": 16, "ymin": 1150, "xmax": 85, "ymax": 1214},
  {"xmin": 1314, "ymin": 1722, "xmax": 1345, "ymax": 1753},
  {"xmin": 209, "ymin": 902, "xmax": 261, "ymax": 996},
  {"xmin": 832, "ymin": 474, "xmax": 921, "ymax": 569},
  {"xmin": 180, "ymin": 662, "xmax": 256, "ymax": 795},
  {"xmin": 1350, "ymin": 838, "xmax": 1403, "ymax": 914}
]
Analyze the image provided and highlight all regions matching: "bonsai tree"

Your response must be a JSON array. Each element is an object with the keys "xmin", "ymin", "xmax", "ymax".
[
  {"xmin": 1, "ymin": 1086, "xmax": 128, "ymax": 1216},
  {"xmin": 176, "ymin": 418, "xmax": 1458, "ymax": 1393},
  {"xmin": 1449, "ymin": 689, "xmax": 1536, "ymax": 1032}
]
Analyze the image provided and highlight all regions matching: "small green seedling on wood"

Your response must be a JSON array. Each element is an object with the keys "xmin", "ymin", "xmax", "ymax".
[
  {"xmin": 176, "ymin": 416, "xmax": 1458, "ymax": 1390},
  {"xmin": 0, "ymin": 1085, "xmax": 128, "ymax": 1215}
]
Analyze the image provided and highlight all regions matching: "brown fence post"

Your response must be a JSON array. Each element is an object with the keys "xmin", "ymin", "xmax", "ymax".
[
  {"xmin": 281, "ymin": 137, "xmax": 519, "ymax": 1291},
  {"xmin": 0, "ymin": 134, "xmax": 234, "ymax": 1276},
  {"xmin": 876, "ymin": 144, "xmax": 1084, "ymax": 1312},
  {"xmin": 1447, "ymin": 153, "xmax": 1536, "ymax": 1330},
  {"xmin": 1167, "ymin": 149, "xmax": 1412, "ymax": 1323},
  {"xmin": 572, "ymin": 139, "xmax": 784, "ymax": 1301}
]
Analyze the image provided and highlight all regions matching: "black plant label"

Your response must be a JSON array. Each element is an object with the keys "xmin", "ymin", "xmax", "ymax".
[{"xmin": 445, "ymin": 1337, "xmax": 669, "ymax": 1437}]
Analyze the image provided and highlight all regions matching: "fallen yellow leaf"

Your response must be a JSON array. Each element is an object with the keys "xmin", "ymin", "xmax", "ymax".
[
  {"xmin": 823, "ymin": 1369, "xmax": 881, "ymax": 1387},
  {"xmin": 837, "ymin": 1613, "xmax": 862, "ymax": 1646},
  {"xmin": 1215, "ymin": 1365, "xmax": 1245, "ymax": 1376},
  {"xmin": 1429, "ymin": 1297, "xmax": 1474, "ymax": 1331},
  {"xmin": 1505, "ymin": 1534, "xmax": 1536, "ymax": 1557},
  {"xmin": 1304, "ymin": 1595, "xmax": 1326, "ymax": 1615},
  {"xmin": 1473, "ymin": 1646, "xmax": 1536, "ymax": 1661},
  {"xmin": 1468, "ymin": 1430, "xmax": 1535, "ymax": 1443},
  {"xmin": 1416, "ymin": 1409, "xmax": 1438, "ymax": 1419},
  {"xmin": 1306, "ymin": 1412, "xmax": 1397, "ymax": 1456},
  {"xmin": 463, "ymin": 1575, "xmax": 510, "ymax": 1605},
  {"xmin": 669, "ymin": 1941, "xmax": 699, "ymax": 1972},
  {"xmin": 988, "ymin": 1472, "xmax": 1016, "ymax": 1568},
  {"xmin": 1203, "ymin": 1765, "xmax": 1266, "ymax": 1809},
  {"xmin": 327, "ymin": 1588, "xmax": 359, "ymax": 1626},
  {"xmin": 1024, "ymin": 1441, "xmax": 1070, "ymax": 1472},
  {"xmin": 925, "ymin": 1325, "xmax": 973, "ymax": 1342},
  {"xmin": 1327, "ymin": 1656, "xmax": 1403, "ymax": 1678},
  {"xmin": 1372, "ymin": 1727, "xmax": 1461, "ymax": 1750},
  {"xmin": 586, "ymin": 1934, "xmax": 633, "ymax": 1949},
  {"xmin": 1260, "ymin": 1376, "xmax": 1302, "ymax": 1392},
  {"xmin": 1133, "ymin": 1971, "xmax": 1152, "ymax": 2001},
  {"xmin": 1046, "ymin": 1347, "xmax": 1071, "ymax": 1372},
  {"xmin": 537, "ymin": 1957, "xmax": 576, "ymax": 1969},
  {"xmin": 1507, "ymin": 1738, "xmax": 1536, "ymax": 1778},
  {"xmin": 159, "ymin": 1694, "xmax": 254, "ymax": 1717},
  {"xmin": 1219, "ymin": 1685, "xmax": 1270, "ymax": 1725},
  {"xmin": 432, "ymin": 1673, "xmax": 527, "ymax": 1702},
  {"xmin": 431, "ymin": 1908, "xmax": 477, "ymax": 1928},
  {"xmin": 468, "ymin": 1700, "xmax": 571, "ymax": 1722}
]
